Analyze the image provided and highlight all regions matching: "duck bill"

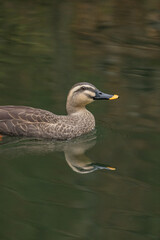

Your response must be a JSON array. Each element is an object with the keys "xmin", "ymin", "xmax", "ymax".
[{"xmin": 93, "ymin": 90, "xmax": 119, "ymax": 100}]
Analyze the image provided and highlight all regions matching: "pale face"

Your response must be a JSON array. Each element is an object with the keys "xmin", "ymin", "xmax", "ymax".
[{"xmin": 67, "ymin": 83, "xmax": 96, "ymax": 108}]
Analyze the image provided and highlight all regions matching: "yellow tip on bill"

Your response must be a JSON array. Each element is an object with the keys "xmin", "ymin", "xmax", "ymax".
[
  {"xmin": 109, "ymin": 94, "xmax": 119, "ymax": 100},
  {"xmin": 107, "ymin": 167, "xmax": 116, "ymax": 171}
]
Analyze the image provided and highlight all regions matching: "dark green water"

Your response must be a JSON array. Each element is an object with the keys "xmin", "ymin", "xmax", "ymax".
[{"xmin": 0, "ymin": 1, "xmax": 160, "ymax": 240}]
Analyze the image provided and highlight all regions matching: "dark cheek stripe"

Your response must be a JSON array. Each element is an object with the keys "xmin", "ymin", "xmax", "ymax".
[{"xmin": 85, "ymin": 93, "xmax": 94, "ymax": 99}]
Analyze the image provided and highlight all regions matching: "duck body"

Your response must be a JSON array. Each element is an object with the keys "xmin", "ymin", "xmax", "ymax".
[
  {"xmin": 0, "ymin": 105, "xmax": 95, "ymax": 140},
  {"xmin": 0, "ymin": 82, "xmax": 118, "ymax": 140}
]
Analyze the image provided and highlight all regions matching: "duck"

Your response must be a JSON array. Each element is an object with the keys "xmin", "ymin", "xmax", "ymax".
[{"xmin": 0, "ymin": 82, "xmax": 119, "ymax": 140}]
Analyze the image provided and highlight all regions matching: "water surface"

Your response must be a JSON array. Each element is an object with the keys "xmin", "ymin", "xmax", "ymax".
[{"xmin": 0, "ymin": 1, "xmax": 160, "ymax": 240}]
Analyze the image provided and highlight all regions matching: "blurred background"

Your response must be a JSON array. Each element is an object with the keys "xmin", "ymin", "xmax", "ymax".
[{"xmin": 0, "ymin": 1, "xmax": 160, "ymax": 240}]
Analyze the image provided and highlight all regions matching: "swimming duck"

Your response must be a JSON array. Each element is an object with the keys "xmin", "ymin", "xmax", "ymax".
[{"xmin": 0, "ymin": 82, "xmax": 119, "ymax": 140}]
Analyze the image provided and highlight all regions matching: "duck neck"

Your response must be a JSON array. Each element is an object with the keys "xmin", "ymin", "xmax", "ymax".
[{"xmin": 66, "ymin": 104, "xmax": 87, "ymax": 115}]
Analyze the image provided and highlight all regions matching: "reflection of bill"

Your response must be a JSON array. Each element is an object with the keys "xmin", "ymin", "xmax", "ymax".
[{"xmin": 0, "ymin": 131, "xmax": 116, "ymax": 174}]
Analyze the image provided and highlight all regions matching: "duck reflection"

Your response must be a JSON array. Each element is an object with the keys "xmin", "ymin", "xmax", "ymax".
[
  {"xmin": 0, "ymin": 132, "xmax": 115, "ymax": 174},
  {"xmin": 64, "ymin": 137, "xmax": 115, "ymax": 174}
]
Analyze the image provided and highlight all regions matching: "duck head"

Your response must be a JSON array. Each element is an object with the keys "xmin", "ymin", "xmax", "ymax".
[{"xmin": 66, "ymin": 82, "xmax": 119, "ymax": 114}]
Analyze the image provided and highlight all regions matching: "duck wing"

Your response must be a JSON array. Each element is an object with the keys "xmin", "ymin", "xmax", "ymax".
[{"xmin": 0, "ymin": 105, "xmax": 59, "ymax": 137}]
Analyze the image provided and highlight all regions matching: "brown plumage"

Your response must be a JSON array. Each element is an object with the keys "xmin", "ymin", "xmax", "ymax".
[{"xmin": 0, "ymin": 82, "xmax": 119, "ymax": 140}]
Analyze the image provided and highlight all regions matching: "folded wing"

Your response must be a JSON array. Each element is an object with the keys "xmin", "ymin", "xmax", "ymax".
[{"xmin": 0, "ymin": 106, "xmax": 58, "ymax": 137}]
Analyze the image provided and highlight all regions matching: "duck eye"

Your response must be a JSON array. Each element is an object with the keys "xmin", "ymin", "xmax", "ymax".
[{"xmin": 81, "ymin": 86, "xmax": 86, "ymax": 90}]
